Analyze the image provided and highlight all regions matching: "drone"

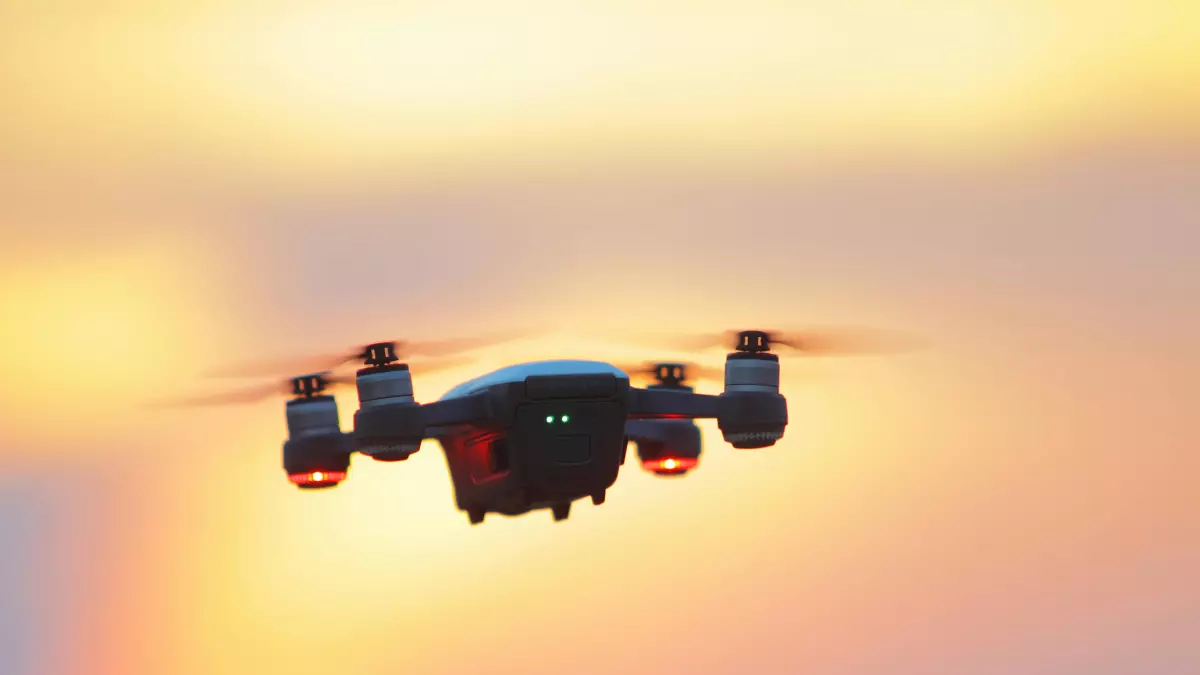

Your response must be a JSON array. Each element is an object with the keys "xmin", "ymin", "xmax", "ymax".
[{"xmin": 158, "ymin": 328, "xmax": 914, "ymax": 524}]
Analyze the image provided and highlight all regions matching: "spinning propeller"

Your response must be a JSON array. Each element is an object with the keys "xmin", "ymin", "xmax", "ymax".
[
  {"xmin": 147, "ymin": 371, "xmax": 355, "ymax": 408},
  {"xmin": 614, "ymin": 360, "xmax": 724, "ymax": 388},
  {"xmin": 148, "ymin": 330, "xmax": 522, "ymax": 409},
  {"xmin": 203, "ymin": 330, "xmax": 527, "ymax": 378},
  {"xmin": 636, "ymin": 327, "xmax": 924, "ymax": 356}
]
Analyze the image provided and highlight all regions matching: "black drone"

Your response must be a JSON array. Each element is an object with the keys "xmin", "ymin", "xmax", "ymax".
[{"xmin": 158, "ymin": 328, "xmax": 915, "ymax": 525}]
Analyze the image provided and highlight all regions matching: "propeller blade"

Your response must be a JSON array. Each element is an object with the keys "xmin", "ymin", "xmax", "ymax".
[
  {"xmin": 400, "ymin": 330, "xmax": 531, "ymax": 357},
  {"xmin": 319, "ymin": 373, "xmax": 357, "ymax": 387},
  {"xmin": 613, "ymin": 361, "xmax": 725, "ymax": 384},
  {"xmin": 145, "ymin": 381, "xmax": 292, "ymax": 408},
  {"xmin": 202, "ymin": 351, "xmax": 358, "ymax": 379},
  {"xmin": 202, "ymin": 328, "xmax": 530, "ymax": 379},
  {"xmin": 611, "ymin": 361, "xmax": 657, "ymax": 377},
  {"xmin": 768, "ymin": 327, "xmax": 927, "ymax": 355},
  {"xmin": 146, "ymin": 373, "xmax": 356, "ymax": 409},
  {"xmin": 403, "ymin": 354, "xmax": 476, "ymax": 375},
  {"xmin": 623, "ymin": 332, "xmax": 731, "ymax": 353},
  {"xmin": 626, "ymin": 327, "xmax": 924, "ymax": 355},
  {"xmin": 685, "ymin": 363, "xmax": 726, "ymax": 380}
]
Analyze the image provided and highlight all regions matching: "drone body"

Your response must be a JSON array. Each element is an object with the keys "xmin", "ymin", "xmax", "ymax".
[
  {"xmin": 433, "ymin": 360, "xmax": 634, "ymax": 523},
  {"xmin": 280, "ymin": 334, "xmax": 789, "ymax": 525}
]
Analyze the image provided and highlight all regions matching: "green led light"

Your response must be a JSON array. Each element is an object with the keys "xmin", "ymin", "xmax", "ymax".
[
  {"xmin": 561, "ymin": 415, "xmax": 570, "ymax": 423},
  {"xmin": 545, "ymin": 415, "xmax": 554, "ymax": 423}
]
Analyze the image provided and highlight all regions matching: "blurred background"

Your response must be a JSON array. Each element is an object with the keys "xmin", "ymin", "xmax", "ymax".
[{"xmin": 1, "ymin": 2, "xmax": 1197, "ymax": 674}]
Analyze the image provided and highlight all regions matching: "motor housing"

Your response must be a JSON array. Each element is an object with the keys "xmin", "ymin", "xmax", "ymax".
[
  {"xmin": 354, "ymin": 364, "xmax": 423, "ymax": 461},
  {"xmin": 719, "ymin": 352, "xmax": 787, "ymax": 448},
  {"xmin": 282, "ymin": 397, "xmax": 351, "ymax": 489},
  {"xmin": 285, "ymin": 393, "xmax": 340, "ymax": 439},
  {"xmin": 633, "ymin": 420, "xmax": 702, "ymax": 476}
]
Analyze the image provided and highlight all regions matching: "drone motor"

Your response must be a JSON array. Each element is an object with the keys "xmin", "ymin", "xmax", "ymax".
[
  {"xmin": 353, "ymin": 342, "xmax": 422, "ymax": 461},
  {"xmin": 283, "ymin": 373, "xmax": 341, "ymax": 439},
  {"xmin": 616, "ymin": 360, "xmax": 722, "ymax": 390},
  {"xmin": 283, "ymin": 433, "xmax": 352, "ymax": 490},
  {"xmin": 632, "ymin": 420, "xmax": 702, "ymax": 477},
  {"xmin": 647, "ymin": 363, "xmax": 695, "ymax": 391},
  {"xmin": 724, "ymin": 330, "xmax": 782, "ymax": 393},
  {"xmin": 717, "ymin": 330, "xmax": 786, "ymax": 449},
  {"xmin": 281, "ymin": 373, "xmax": 351, "ymax": 489}
]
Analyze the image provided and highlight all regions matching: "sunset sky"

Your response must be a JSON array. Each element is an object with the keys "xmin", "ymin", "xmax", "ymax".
[{"xmin": 1, "ymin": 2, "xmax": 1197, "ymax": 675}]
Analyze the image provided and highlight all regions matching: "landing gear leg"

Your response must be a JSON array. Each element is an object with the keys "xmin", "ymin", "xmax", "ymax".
[
  {"xmin": 591, "ymin": 490, "xmax": 606, "ymax": 506},
  {"xmin": 467, "ymin": 508, "xmax": 486, "ymax": 525},
  {"xmin": 551, "ymin": 503, "xmax": 571, "ymax": 522}
]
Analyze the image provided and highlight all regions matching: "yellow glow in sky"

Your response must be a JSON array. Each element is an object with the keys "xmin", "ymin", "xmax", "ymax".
[
  {"xmin": 0, "ymin": 242, "xmax": 226, "ymax": 446},
  {"xmin": 2, "ymin": 1, "xmax": 1198, "ymax": 170}
]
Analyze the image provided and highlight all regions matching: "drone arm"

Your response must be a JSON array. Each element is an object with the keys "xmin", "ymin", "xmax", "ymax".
[
  {"xmin": 624, "ymin": 418, "xmax": 662, "ymax": 444},
  {"xmin": 627, "ymin": 388, "xmax": 720, "ymax": 420},
  {"xmin": 352, "ymin": 393, "xmax": 493, "ymax": 450},
  {"xmin": 419, "ymin": 393, "xmax": 494, "ymax": 431}
]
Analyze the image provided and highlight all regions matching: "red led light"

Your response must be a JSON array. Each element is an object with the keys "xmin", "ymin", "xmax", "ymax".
[
  {"xmin": 288, "ymin": 471, "xmax": 347, "ymax": 487},
  {"xmin": 642, "ymin": 457, "xmax": 698, "ymax": 475}
]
